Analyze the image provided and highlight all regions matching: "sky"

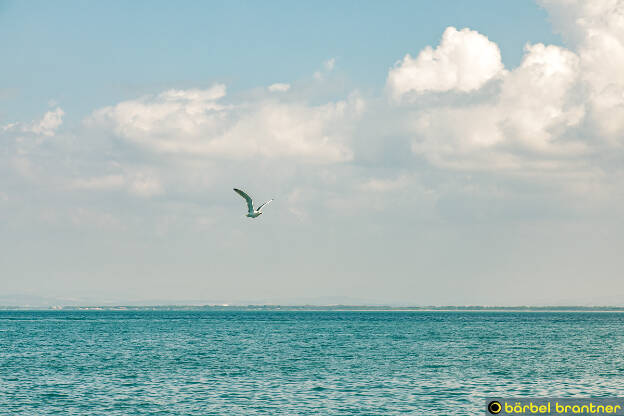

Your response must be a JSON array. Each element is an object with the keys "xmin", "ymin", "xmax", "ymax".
[{"xmin": 1, "ymin": 0, "xmax": 624, "ymax": 306}]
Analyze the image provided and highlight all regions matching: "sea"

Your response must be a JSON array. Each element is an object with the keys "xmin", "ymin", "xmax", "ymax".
[{"xmin": 1, "ymin": 310, "xmax": 624, "ymax": 415}]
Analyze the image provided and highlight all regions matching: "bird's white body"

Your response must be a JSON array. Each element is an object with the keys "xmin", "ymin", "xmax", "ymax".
[{"xmin": 234, "ymin": 188, "xmax": 273, "ymax": 219}]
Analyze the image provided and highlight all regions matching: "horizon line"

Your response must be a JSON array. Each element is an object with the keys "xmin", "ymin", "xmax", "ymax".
[{"xmin": 3, "ymin": 304, "xmax": 624, "ymax": 311}]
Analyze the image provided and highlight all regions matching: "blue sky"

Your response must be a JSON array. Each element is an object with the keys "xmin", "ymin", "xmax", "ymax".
[{"xmin": 1, "ymin": 0, "xmax": 624, "ymax": 306}]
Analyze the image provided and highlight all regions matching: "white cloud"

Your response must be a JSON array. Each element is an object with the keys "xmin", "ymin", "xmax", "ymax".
[
  {"xmin": 324, "ymin": 58, "xmax": 336, "ymax": 71},
  {"xmin": 89, "ymin": 84, "xmax": 364, "ymax": 163},
  {"xmin": 25, "ymin": 107, "xmax": 65, "ymax": 136},
  {"xmin": 538, "ymin": 0, "xmax": 624, "ymax": 46},
  {"xmin": 499, "ymin": 44, "xmax": 584, "ymax": 148},
  {"xmin": 538, "ymin": 0, "xmax": 624, "ymax": 141},
  {"xmin": 385, "ymin": 16, "xmax": 624, "ymax": 174},
  {"xmin": 268, "ymin": 83, "xmax": 291, "ymax": 92},
  {"xmin": 387, "ymin": 27, "xmax": 504, "ymax": 99},
  {"xmin": 2, "ymin": 107, "xmax": 65, "ymax": 137},
  {"xmin": 409, "ymin": 41, "xmax": 587, "ymax": 171},
  {"xmin": 89, "ymin": 85, "xmax": 227, "ymax": 144}
]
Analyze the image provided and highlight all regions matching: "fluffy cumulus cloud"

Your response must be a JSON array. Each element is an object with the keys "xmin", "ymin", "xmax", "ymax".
[
  {"xmin": 535, "ymin": 0, "xmax": 624, "ymax": 142},
  {"xmin": 396, "ymin": 0, "xmax": 624, "ymax": 175},
  {"xmin": 89, "ymin": 84, "xmax": 364, "ymax": 163},
  {"xmin": 541, "ymin": 0, "xmax": 624, "ymax": 140},
  {"xmin": 387, "ymin": 27, "xmax": 504, "ymax": 99},
  {"xmin": 410, "ymin": 42, "xmax": 586, "ymax": 171}
]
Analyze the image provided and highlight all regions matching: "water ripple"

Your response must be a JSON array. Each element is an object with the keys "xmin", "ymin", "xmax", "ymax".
[{"xmin": 1, "ymin": 311, "xmax": 624, "ymax": 414}]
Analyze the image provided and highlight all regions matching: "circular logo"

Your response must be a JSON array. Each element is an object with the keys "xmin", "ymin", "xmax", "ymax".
[{"xmin": 488, "ymin": 401, "xmax": 502, "ymax": 414}]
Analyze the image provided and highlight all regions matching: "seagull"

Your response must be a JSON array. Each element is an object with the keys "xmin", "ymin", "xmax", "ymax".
[{"xmin": 233, "ymin": 188, "xmax": 273, "ymax": 218}]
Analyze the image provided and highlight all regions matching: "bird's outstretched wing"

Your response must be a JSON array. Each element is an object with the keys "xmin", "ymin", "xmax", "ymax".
[
  {"xmin": 256, "ymin": 199, "xmax": 273, "ymax": 212},
  {"xmin": 233, "ymin": 188, "xmax": 254, "ymax": 214}
]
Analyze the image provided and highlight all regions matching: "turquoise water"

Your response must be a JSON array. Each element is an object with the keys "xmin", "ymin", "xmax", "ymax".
[{"xmin": 2, "ymin": 311, "xmax": 624, "ymax": 415}]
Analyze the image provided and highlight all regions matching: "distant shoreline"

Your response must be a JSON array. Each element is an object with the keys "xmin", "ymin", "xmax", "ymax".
[{"xmin": 2, "ymin": 305, "xmax": 624, "ymax": 312}]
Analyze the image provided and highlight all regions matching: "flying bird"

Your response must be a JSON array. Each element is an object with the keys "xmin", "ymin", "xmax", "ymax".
[{"xmin": 233, "ymin": 188, "xmax": 273, "ymax": 218}]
